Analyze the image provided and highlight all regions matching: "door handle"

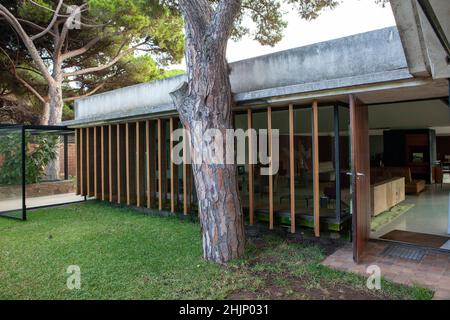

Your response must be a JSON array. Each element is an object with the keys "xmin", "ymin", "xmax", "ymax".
[{"xmin": 346, "ymin": 172, "xmax": 365, "ymax": 177}]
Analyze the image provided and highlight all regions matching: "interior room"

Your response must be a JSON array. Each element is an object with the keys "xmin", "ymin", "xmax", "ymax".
[{"xmin": 366, "ymin": 98, "xmax": 450, "ymax": 250}]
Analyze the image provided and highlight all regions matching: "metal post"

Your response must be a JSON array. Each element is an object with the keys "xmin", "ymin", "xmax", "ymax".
[
  {"xmin": 334, "ymin": 105, "xmax": 341, "ymax": 224},
  {"xmin": 21, "ymin": 126, "xmax": 26, "ymax": 221},
  {"xmin": 64, "ymin": 134, "xmax": 69, "ymax": 180}
]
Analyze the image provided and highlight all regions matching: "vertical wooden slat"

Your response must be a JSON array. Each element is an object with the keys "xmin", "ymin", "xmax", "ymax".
[
  {"xmin": 136, "ymin": 122, "xmax": 141, "ymax": 207},
  {"xmin": 89, "ymin": 128, "xmax": 95, "ymax": 197},
  {"xmin": 94, "ymin": 127, "xmax": 101, "ymax": 199},
  {"xmin": 94, "ymin": 127, "xmax": 98, "ymax": 198},
  {"xmin": 170, "ymin": 118, "xmax": 175, "ymax": 213},
  {"xmin": 117, "ymin": 124, "xmax": 121, "ymax": 203},
  {"xmin": 161, "ymin": 120, "xmax": 168, "ymax": 208},
  {"xmin": 247, "ymin": 109, "xmax": 254, "ymax": 225},
  {"xmin": 157, "ymin": 119, "xmax": 162, "ymax": 211},
  {"xmin": 289, "ymin": 104, "xmax": 296, "ymax": 233},
  {"xmin": 173, "ymin": 119, "xmax": 180, "ymax": 211},
  {"xmin": 86, "ymin": 127, "xmax": 91, "ymax": 197},
  {"xmin": 136, "ymin": 122, "xmax": 145, "ymax": 207},
  {"xmin": 109, "ymin": 125, "xmax": 117, "ymax": 203},
  {"xmin": 80, "ymin": 128, "xmax": 86, "ymax": 196},
  {"xmin": 75, "ymin": 128, "xmax": 81, "ymax": 195},
  {"xmin": 312, "ymin": 101, "xmax": 320, "ymax": 237},
  {"xmin": 126, "ymin": 123, "xmax": 137, "ymax": 206},
  {"xmin": 183, "ymin": 127, "xmax": 188, "ymax": 215},
  {"xmin": 101, "ymin": 126, "xmax": 105, "ymax": 200},
  {"xmin": 101, "ymin": 126, "xmax": 110, "ymax": 201},
  {"xmin": 268, "ymin": 106, "xmax": 273, "ymax": 230},
  {"xmin": 146, "ymin": 120, "xmax": 152, "ymax": 208},
  {"xmin": 126, "ymin": 123, "xmax": 130, "ymax": 205},
  {"xmin": 117, "ymin": 124, "xmax": 127, "ymax": 204}
]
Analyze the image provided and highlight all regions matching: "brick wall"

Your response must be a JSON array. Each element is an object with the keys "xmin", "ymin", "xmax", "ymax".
[{"xmin": 59, "ymin": 143, "xmax": 76, "ymax": 177}]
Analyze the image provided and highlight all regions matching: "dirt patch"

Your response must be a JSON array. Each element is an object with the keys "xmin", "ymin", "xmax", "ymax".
[
  {"xmin": 229, "ymin": 276, "xmax": 390, "ymax": 300},
  {"xmin": 228, "ymin": 227, "xmax": 396, "ymax": 300}
]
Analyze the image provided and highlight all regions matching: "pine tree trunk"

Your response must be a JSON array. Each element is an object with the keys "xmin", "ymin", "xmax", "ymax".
[
  {"xmin": 45, "ymin": 81, "xmax": 63, "ymax": 180},
  {"xmin": 171, "ymin": 0, "xmax": 245, "ymax": 264},
  {"xmin": 48, "ymin": 81, "xmax": 63, "ymax": 125}
]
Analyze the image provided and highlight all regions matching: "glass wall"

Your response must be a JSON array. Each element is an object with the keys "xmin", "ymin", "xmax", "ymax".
[
  {"xmin": 0, "ymin": 126, "xmax": 23, "ymax": 219},
  {"xmin": 252, "ymin": 110, "xmax": 269, "ymax": 211},
  {"xmin": 317, "ymin": 106, "xmax": 337, "ymax": 220},
  {"xmin": 0, "ymin": 125, "xmax": 83, "ymax": 220},
  {"xmin": 24, "ymin": 128, "xmax": 83, "ymax": 211},
  {"xmin": 293, "ymin": 107, "xmax": 314, "ymax": 216},
  {"xmin": 271, "ymin": 109, "xmax": 290, "ymax": 213}
]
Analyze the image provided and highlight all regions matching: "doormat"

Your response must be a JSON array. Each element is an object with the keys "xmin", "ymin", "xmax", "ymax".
[
  {"xmin": 380, "ymin": 230, "xmax": 450, "ymax": 249},
  {"xmin": 370, "ymin": 204, "xmax": 415, "ymax": 232},
  {"xmin": 382, "ymin": 244, "xmax": 426, "ymax": 262}
]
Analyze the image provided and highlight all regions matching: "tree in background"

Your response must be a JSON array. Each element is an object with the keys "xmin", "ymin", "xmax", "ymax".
[{"xmin": 0, "ymin": 0, "xmax": 184, "ymax": 125}]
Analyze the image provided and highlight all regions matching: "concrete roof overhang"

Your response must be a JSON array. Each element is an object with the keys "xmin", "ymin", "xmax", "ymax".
[{"xmin": 391, "ymin": 0, "xmax": 450, "ymax": 79}]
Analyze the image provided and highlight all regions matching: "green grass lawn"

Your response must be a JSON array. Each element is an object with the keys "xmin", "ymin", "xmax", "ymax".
[{"xmin": 0, "ymin": 202, "xmax": 433, "ymax": 300}]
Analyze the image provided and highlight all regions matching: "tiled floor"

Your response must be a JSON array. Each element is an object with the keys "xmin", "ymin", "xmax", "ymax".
[
  {"xmin": 372, "ymin": 184, "xmax": 450, "ymax": 238},
  {"xmin": 322, "ymin": 241, "xmax": 450, "ymax": 300}
]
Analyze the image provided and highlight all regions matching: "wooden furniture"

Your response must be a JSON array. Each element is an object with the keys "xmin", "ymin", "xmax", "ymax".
[
  {"xmin": 371, "ymin": 177, "xmax": 405, "ymax": 216},
  {"xmin": 371, "ymin": 166, "xmax": 425, "ymax": 194},
  {"xmin": 383, "ymin": 129, "xmax": 436, "ymax": 183}
]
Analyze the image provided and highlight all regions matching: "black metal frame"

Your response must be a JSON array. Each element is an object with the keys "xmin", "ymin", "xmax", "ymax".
[{"xmin": 0, "ymin": 124, "xmax": 85, "ymax": 221}]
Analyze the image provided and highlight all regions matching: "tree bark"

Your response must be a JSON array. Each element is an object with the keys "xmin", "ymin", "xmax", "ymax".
[
  {"xmin": 41, "ymin": 100, "xmax": 50, "ymax": 125},
  {"xmin": 48, "ymin": 81, "xmax": 63, "ymax": 125},
  {"xmin": 171, "ymin": 0, "xmax": 245, "ymax": 264}
]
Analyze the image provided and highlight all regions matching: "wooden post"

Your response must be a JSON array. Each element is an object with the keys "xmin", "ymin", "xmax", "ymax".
[
  {"xmin": 136, "ymin": 122, "xmax": 145, "ymax": 207},
  {"xmin": 100, "ymin": 126, "xmax": 105, "ymax": 200},
  {"xmin": 94, "ymin": 127, "xmax": 98, "ymax": 198},
  {"xmin": 86, "ymin": 127, "xmax": 91, "ymax": 197},
  {"xmin": 183, "ymin": 127, "xmax": 188, "ymax": 215},
  {"xmin": 146, "ymin": 120, "xmax": 152, "ymax": 208},
  {"xmin": 126, "ymin": 123, "xmax": 137, "ymax": 206},
  {"xmin": 268, "ymin": 106, "xmax": 273, "ymax": 230},
  {"xmin": 94, "ymin": 127, "xmax": 102, "ymax": 199},
  {"xmin": 126, "ymin": 123, "xmax": 131, "ymax": 205},
  {"xmin": 117, "ymin": 124, "xmax": 126, "ymax": 204},
  {"xmin": 102, "ymin": 126, "xmax": 110, "ymax": 202},
  {"xmin": 289, "ymin": 104, "xmax": 296, "ymax": 233},
  {"xmin": 170, "ymin": 118, "xmax": 175, "ymax": 213},
  {"xmin": 75, "ymin": 128, "xmax": 81, "ymax": 195},
  {"xmin": 247, "ymin": 109, "xmax": 254, "ymax": 225},
  {"xmin": 312, "ymin": 101, "xmax": 320, "ymax": 237},
  {"xmin": 117, "ymin": 125, "xmax": 121, "ymax": 203},
  {"xmin": 161, "ymin": 120, "xmax": 168, "ymax": 208},
  {"xmin": 80, "ymin": 128, "xmax": 85, "ymax": 196},
  {"xmin": 109, "ymin": 125, "xmax": 117, "ymax": 203},
  {"xmin": 157, "ymin": 118, "xmax": 162, "ymax": 211}
]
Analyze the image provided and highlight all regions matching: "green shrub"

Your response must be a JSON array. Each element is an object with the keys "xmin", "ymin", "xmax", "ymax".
[{"xmin": 0, "ymin": 132, "xmax": 58, "ymax": 185}]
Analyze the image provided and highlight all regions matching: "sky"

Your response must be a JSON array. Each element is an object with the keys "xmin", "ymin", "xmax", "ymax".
[{"xmin": 172, "ymin": 0, "xmax": 397, "ymax": 69}]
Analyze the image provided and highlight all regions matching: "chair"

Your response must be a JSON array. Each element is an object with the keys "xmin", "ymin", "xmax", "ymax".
[{"xmin": 435, "ymin": 166, "xmax": 443, "ymax": 187}]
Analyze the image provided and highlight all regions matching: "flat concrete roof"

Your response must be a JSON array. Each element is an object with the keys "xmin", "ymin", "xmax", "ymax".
[{"xmin": 65, "ymin": 26, "xmax": 412, "ymax": 127}]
